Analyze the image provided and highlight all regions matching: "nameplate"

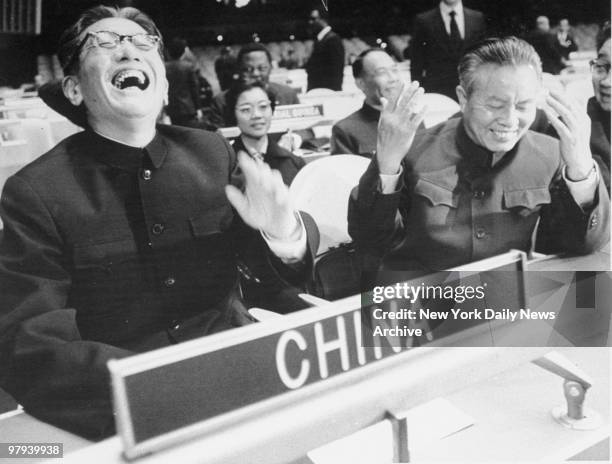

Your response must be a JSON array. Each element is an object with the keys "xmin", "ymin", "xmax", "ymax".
[
  {"xmin": 109, "ymin": 251, "xmax": 527, "ymax": 459},
  {"xmin": 109, "ymin": 298, "xmax": 414, "ymax": 459},
  {"xmin": 272, "ymin": 103, "xmax": 324, "ymax": 120}
]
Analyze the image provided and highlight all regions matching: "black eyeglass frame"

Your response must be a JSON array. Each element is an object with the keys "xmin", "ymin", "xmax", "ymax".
[{"xmin": 63, "ymin": 31, "xmax": 161, "ymax": 74}]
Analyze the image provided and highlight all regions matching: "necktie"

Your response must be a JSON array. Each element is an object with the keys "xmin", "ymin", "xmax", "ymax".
[{"xmin": 449, "ymin": 11, "xmax": 462, "ymax": 47}]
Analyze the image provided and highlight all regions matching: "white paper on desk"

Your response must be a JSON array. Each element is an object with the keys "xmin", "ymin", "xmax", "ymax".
[
  {"xmin": 405, "ymin": 397, "xmax": 475, "ymax": 451},
  {"xmin": 307, "ymin": 421, "xmax": 393, "ymax": 464},
  {"xmin": 307, "ymin": 398, "xmax": 474, "ymax": 464}
]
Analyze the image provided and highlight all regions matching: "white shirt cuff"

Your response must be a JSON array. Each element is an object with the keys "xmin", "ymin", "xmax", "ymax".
[
  {"xmin": 563, "ymin": 161, "xmax": 599, "ymax": 209},
  {"xmin": 380, "ymin": 165, "xmax": 403, "ymax": 194},
  {"xmin": 261, "ymin": 212, "xmax": 308, "ymax": 263}
]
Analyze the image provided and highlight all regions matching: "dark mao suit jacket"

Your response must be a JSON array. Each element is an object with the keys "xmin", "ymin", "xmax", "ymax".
[
  {"xmin": 0, "ymin": 125, "xmax": 318, "ymax": 439},
  {"xmin": 348, "ymin": 118, "xmax": 610, "ymax": 275},
  {"xmin": 410, "ymin": 7, "xmax": 486, "ymax": 100}
]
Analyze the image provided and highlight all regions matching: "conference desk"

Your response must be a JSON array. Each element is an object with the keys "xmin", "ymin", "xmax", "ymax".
[
  {"xmin": 1, "ymin": 252, "xmax": 609, "ymax": 463},
  {"xmin": 3, "ymin": 348, "xmax": 604, "ymax": 464}
]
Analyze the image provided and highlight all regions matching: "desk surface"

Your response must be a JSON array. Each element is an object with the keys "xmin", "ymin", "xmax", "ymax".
[{"xmin": 19, "ymin": 348, "xmax": 604, "ymax": 464}]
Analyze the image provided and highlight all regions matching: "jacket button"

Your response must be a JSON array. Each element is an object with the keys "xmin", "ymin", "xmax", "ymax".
[
  {"xmin": 164, "ymin": 276, "xmax": 176, "ymax": 287},
  {"xmin": 142, "ymin": 169, "xmax": 152, "ymax": 181},
  {"xmin": 151, "ymin": 223, "xmax": 165, "ymax": 235},
  {"xmin": 475, "ymin": 228, "xmax": 486, "ymax": 239},
  {"xmin": 169, "ymin": 319, "xmax": 180, "ymax": 330}
]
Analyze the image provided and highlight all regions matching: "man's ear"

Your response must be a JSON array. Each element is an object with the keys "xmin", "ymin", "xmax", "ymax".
[
  {"xmin": 456, "ymin": 85, "xmax": 467, "ymax": 112},
  {"xmin": 62, "ymin": 76, "xmax": 83, "ymax": 107},
  {"xmin": 355, "ymin": 76, "xmax": 366, "ymax": 94},
  {"xmin": 163, "ymin": 77, "xmax": 169, "ymax": 106}
]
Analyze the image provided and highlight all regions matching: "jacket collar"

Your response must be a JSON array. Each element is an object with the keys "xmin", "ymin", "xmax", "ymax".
[
  {"xmin": 360, "ymin": 102, "xmax": 381, "ymax": 121},
  {"xmin": 86, "ymin": 127, "xmax": 168, "ymax": 172},
  {"xmin": 455, "ymin": 118, "xmax": 514, "ymax": 169}
]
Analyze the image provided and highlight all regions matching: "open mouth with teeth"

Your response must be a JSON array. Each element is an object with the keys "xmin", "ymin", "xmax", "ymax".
[{"xmin": 112, "ymin": 70, "xmax": 150, "ymax": 90}]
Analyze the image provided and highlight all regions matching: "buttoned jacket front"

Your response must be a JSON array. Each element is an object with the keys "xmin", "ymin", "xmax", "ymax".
[{"xmin": 0, "ymin": 125, "xmax": 317, "ymax": 439}]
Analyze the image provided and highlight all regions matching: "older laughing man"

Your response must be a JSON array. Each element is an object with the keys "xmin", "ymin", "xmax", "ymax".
[
  {"xmin": 349, "ymin": 36, "xmax": 609, "ymax": 276},
  {"xmin": 0, "ymin": 6, "xmax": 317, "ymax": 439}
]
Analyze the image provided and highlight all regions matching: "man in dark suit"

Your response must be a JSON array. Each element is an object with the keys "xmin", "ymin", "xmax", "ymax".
[
  {"xmin": 525, "ymin": 16, "xmax": 565, "ymax": 75},
  {"xmin": 305, "ymin": 7, "xmax": 345, "ymax": 91},
  {"xmin": 331, "ymin": 48, "xmax": 402, "ymax": 157},
  {"xmin": 410, "ymin": 0, "xmax": 486, "ymax": 101},
  {"xmin": 164, "ymin": 37, "xmax": 202, "ymax": 128},
  {"xmin": 0, "ymin": 5, "xmax": 317, "ymax": 440}
]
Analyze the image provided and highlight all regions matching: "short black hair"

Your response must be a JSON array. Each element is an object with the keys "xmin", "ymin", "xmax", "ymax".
[
  {"xmin": 352, "ymin": 48, "xmax": 390, "ymax": 78},
  {"xmin": 237, "ymin": 43, "xmax": 272, "ymax": 66},
  {"xmin": 58, "ymin": 5, "xmax": 163, "ymax": 75},
  {"xmin": 167, "ymin": 37, "xmax": 187, "ymax": 60},
  {"xmin": 224, "ymin": 81, "xmax": 276, "ymax": 126}
]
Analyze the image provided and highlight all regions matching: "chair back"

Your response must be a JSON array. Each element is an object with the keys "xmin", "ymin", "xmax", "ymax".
[
  {"xmin": 289, "ymin": 154, "xmax": 370, "ymax": 254},
  {"xmin": 421, "ymin": 93, "xmax": 460, "ymax": 128}
]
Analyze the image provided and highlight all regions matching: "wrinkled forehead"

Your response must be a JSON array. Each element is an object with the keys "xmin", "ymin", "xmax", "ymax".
[
  {"xmin": 470, "ymin": 64, "xmax": 541, "ymax": 97},
  {"xmin": 362, "ymin": 51, "xmax": 394, "ymax": 74},
  {"xmin": 84, "ymin": 17, "xmax": 148, "ymax": 37},
  {"xmin": 241, "ymin": 51, "xmax": 269, "ymax": 67}
]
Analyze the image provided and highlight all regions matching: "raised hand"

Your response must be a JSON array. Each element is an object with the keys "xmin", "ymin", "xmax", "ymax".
[
  {"xmin": 225, "ymin": 151, "xmax": 299, "ymax": 240},
  {"xmin": 376, "ymin": 81, "xmax": 427, "ymax": 175},
  {"xmin": 542, "ymin": 90, "xmax": 594, "ymax": 181}
]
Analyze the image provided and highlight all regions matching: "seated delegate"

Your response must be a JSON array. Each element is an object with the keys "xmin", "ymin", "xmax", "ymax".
[
  {"xmin": 0, "ymin": 5, "xmax": 318, "ymax": 440},
  {"xmin": 348, "ymin": 37, "xmax": 609, "ymax": 278}
]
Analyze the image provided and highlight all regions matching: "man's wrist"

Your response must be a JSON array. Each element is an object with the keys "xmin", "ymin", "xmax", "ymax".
[
  {"xmin": 262, "ymin": 212, "xmax": 301, "ymax": 242},
  {"xmin": 566, "ymin": 161, "xmax": 596, "ymax": 182},
  {"xmin": 377, "ymin": 158, "xmax": 402, "ymax": 175}
]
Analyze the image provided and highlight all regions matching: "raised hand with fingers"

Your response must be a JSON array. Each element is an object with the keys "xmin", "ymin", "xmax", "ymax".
[
  {"xmin": 542, "ymin": 90, "xmax": 595, "ymax": 181},
  {"xmin": 225, "ymin": 151, "xmax": 300, "ymax": 240},
  {"xmin": 376, "ymin": 81, "xmax": 427, "ymax": 175}
]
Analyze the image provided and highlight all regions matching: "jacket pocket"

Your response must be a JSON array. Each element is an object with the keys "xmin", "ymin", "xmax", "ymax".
[
  {"xmin": 189, "ymin": 206, "xmax": 234, "ymax": 237},
  {"xmin": 414, "ymin": 178, "xmax": 457, "ymax": 208},
  {"xmin": 72, "ymin": 238, "xmax": 137, "ymax": 270},
  {"xmin": 503, "ymin": 187, "xmax": 551, "ymax": 215}
]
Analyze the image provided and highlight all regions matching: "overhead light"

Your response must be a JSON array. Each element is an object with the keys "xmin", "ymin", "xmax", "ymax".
[
  {"xmin": 236, "ymin": 0, "xmax": 250, "ymax": 7},
  {"xmin": 217, "ymin": 34, "xmax": 224, "ymax": 42}
]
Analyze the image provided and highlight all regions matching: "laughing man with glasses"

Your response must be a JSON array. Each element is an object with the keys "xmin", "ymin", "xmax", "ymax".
[{"xmin": 0, "ymin": 5, "xmax": 318, "ymax": 440}]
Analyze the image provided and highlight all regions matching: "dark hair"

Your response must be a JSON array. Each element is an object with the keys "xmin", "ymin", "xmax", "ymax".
[
  {"xmin": 58, "ymin": 5, "xmax": 163, "ymax": 75},
  {"xmin": 224, "ymin": 81, "xmax": 276, "ymax": 126},
  {"xmin": 597, "ymin": 21, "xmax": 611, "ymax": 50},
  {"xmin": 458, "ymin": 36, "xmax": 542, "ymax": 96},
  {"xmin": 237, "ymin": 43, "xmax": 272, "ymax": 66},
  {"xmin": 167, "ymin": 37, "xmax": 187, "ymax": 60},
  {"xmin": 352, "ymin": 47, "xmax": 390, "ymax": 78}
]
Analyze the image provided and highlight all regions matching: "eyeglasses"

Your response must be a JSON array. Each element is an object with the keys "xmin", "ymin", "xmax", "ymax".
[
  {"xmin": 236, "ymin": 101, "xmax": 272, "ymax": 117},
  {"xmin": 590, "ymin": 59, "xmax": 611, "ymax": 79},
  {"xmin": 84, "ymin": 30, "xmax": 160, "ymax": 51},
  {"xmin": 65, "ymin": 30, "xmax": 161, "ymax": 72},
  {"xmin": 240, "ymin": 65, "xmax": 270, "ymax": 76}
]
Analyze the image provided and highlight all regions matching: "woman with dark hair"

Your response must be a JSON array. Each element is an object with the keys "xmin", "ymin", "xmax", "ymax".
[
  {"xmin": 227, "ymin": 81, "xmax": 305, "ymax": 185},
  {"xmin": 588, "ymin": 22, "xmax": 611, "ymax": 191}
]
